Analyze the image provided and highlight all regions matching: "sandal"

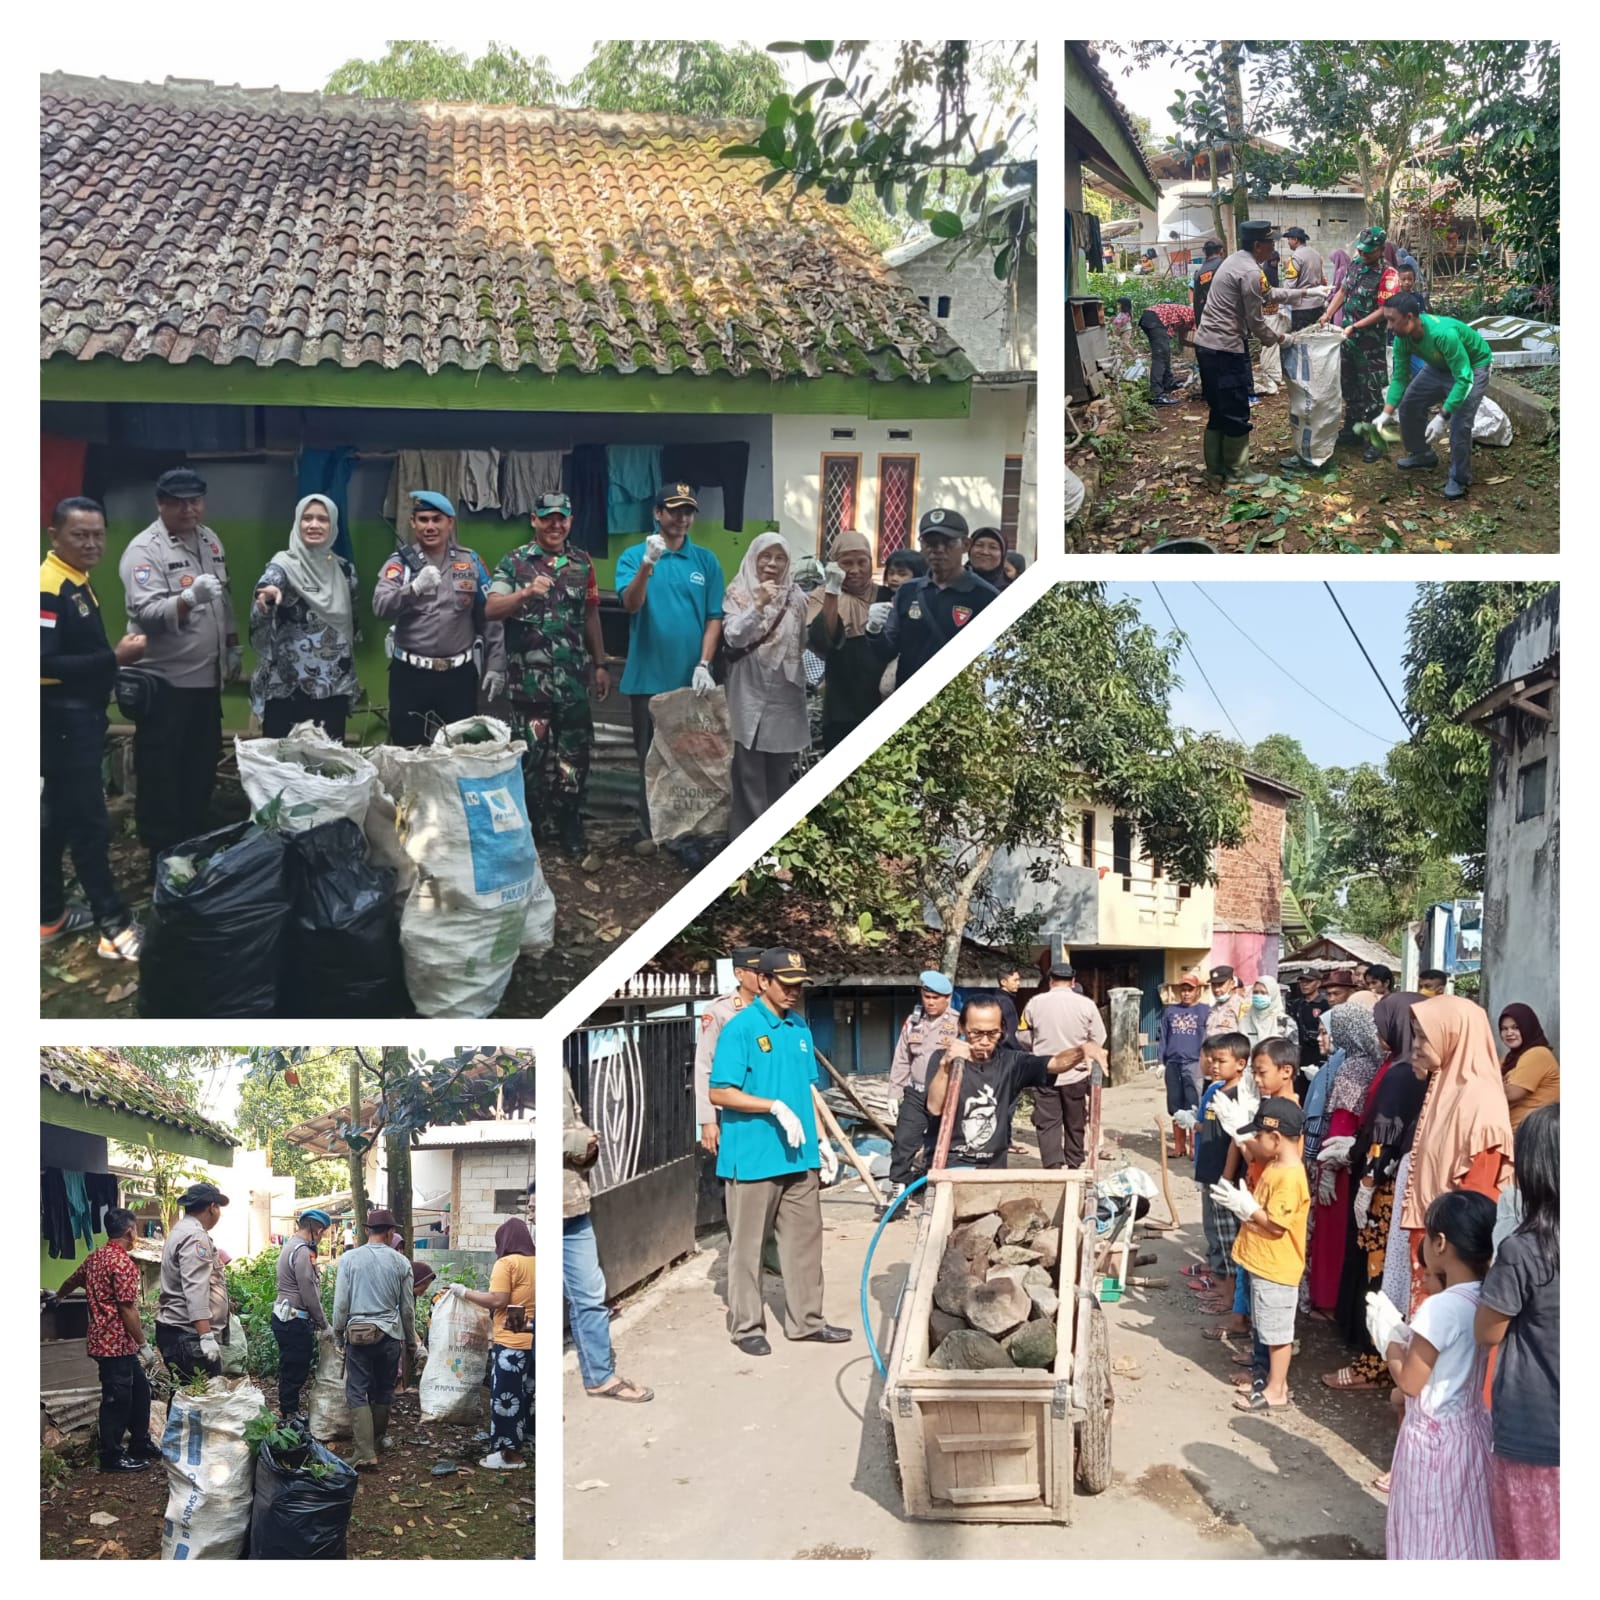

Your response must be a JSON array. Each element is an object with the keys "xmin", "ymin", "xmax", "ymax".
[
  {"xmin": 587, "ymin": 1376, "xmax": 654, "ymax": 1403},
  {"xmin": 1232, "ymin": 1372, "xmax": 1265, "ymax": 1391},
  {"xmin": 1321, "ymin": 1366, "xmax": 1383, "ymax": 1391},
  {"xmin": 1179, "ymin": 1264, "xmax": 1212, "ymax": 1279},
  {"xmin": 1234, "ymin": 1389, "xmax": 1292, "ymax": 1412},
  {"xmin": 1201, "ymin": 1323, "xmax": 1246, "ymax": 1340},
  {"xmin": 1371, "ymin": 1471, "xmax": 1391, "ymax": 1495},
  {"xmin": 1230, "ymin": 1352, "xmax": 1254, "ymax": 1366},
  {"xmin": 1183, "ymin": 1274, "xmax": 1217, "ymax": 1292}
]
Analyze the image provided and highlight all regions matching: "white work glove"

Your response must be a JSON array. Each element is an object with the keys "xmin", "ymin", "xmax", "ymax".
[
  {"xmin": 1171, "ymin": 1109, "xmax": 1198, "ymax": 1131},
  {"xmin": 481, "ymin": 670, "xmax": 506, "ymax": 700},
  {"xmin": 818, "ymin": 1139, "xmax": 839, "ymax": 1185},
  {"xmin": 691, "ymin": 662, "xmax": 715, "ymax": 697},
  {"xmin": 1371, "ymin": 410, "xmax": 1391, "ymax": 429},
  {"xmin": 1425, "ymin": 412, "xmax": 1448, "ymax": 445},
  {"xmin": 1316, "ymin": 1160, "xmax": 1342, "ymax": 1207},
  {"xmin": 1365, "ymin": 1290, "xmax": 1409, "ymax": 1358},
  {"xmin": 1319, "ymin": 1134, "xmax": 1356, "ymax": 1169},
  {"xmin": 137, "ymin": 1342, "xmax": 157, "ymax": 1367},
  {"xmin": 1208, "ymin": 1178, "xmax": 1260, "ymax": 1224},
  {"xmin": 886, "ymin": 1088, "xmax": 902, "ymax": 1119},
  {"xmin": 770, "ymin": 1100, "xmax": 804, "ymax": 1150},
  {"xmin": 1353, "ymin": 1182, "xmax": 1375, "ymax": 1230},
  {"xmin": 642, "ymin": 533, "xmax": 668, "ymax": 566},
  {"xmin": 410, "ymin": 562, "xmax": 442, "ymax": 596},
  {"xmin": 822, "ymin": 562, "xmax": 846, "ymax": 596},
  {"xmin": 1211, "ymin": 1093, "xmax": 1248, "ymax": 1139},
  {"xmin": 447, "ymin": 1283, "xmax": 468, "ymax": 1300},
  {"xmin": 198, "ymin": 1333, "xmax": 221, "ymax": 1363},
  {"xmin": 1303, "ymin": 1061, "xmax": 1321, "ymax": 1080},
  {"xmin": 186, "ymin": 572, "xmax": 224, "ymax": 610},
  {"xmin": 865, "ymin": 601, "xmax": 893, "ymax": 635},
  {"xmin": 225, "ymin": 645, "xmax": 243, "ymax": 684}
]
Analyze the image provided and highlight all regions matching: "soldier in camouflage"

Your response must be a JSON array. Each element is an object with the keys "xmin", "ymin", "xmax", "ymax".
[
  {"xmin": 485, "ymin": 492, "xmax": 611, "ymax": 858},
  {"xmin": 1318, "ymin": 224, "xmax": 1402, "ymax": 462}
]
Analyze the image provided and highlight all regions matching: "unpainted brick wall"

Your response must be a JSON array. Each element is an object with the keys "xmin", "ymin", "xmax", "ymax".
[{"xmin": 1213, "ymin": 786, "xmax": 1287, "ymax": 932}]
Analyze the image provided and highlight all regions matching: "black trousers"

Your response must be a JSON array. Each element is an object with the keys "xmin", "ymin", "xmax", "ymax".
[
  {"xmin": 888, "ymin": 1086, "xmax": 937, "ymax": 1187},
  {"xmin": 133, "ymin": 685, "xmax": 222, "ymax": 865},
  {"xmin": 344, "ymin": 1333, "xmax": 401, "ymax": 1407},
  {"xmin": 156, "ymin": 1320, "xmax": 221, "ymax": 1383},
  {"xmin": 263, "ymin": 691, "xmax": 349, "ymax": 742},
  {"xmin": 1032, "ymin": 1077, "xmax": 1091, "ymax": 1170},
  {"xmin": 41, "ymin": 700, "xmax": 127, "ymax": 930},
  {"xmin": 1144, "ymin": 324, "xmax": 1175, "ymax": 398},
  {"xmin": 629, "ymin": 693, "xmax": 658, "ymax": 836},
  {"xmin": 1196, "ymin": 345, "xmax": 1253, "ymax": 438},
  {"xmin": 272, "ymin": 1313, "xmax": 315, "ymax": 1417},
  {"xmin": 94, "ymin": 1352, "xmax": 152, "ymax": 1463},
  {"xmin": 388, "ymin": 660, "xmax": 478, "ymax": 749}
]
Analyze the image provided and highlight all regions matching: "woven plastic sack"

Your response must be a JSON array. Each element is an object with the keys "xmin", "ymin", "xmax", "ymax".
[
  {"xmin": 159, "ymin": 1377, "xmax": 265, "ymax": 1560},
  {"xmin": 418, "ymin": 1293, "xmax": 494, "ymax": 1424},
  {"xmin": 1282, "ymin": 326, "xmax": 1347, "ymax": 466},
  {"xmin": 644, "ymin": 686, "xmax": 732, "ymax": 844},
  {"xmin": 306, "ymin": 1329, "xmax": 353, "ymax": 1442},
  {"xmin": 237, "ymin": 723, "xmax": 377, "ymax": 832}
]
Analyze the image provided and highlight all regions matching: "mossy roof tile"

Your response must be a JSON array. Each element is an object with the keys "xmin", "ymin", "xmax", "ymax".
[{"xmin": 40, "ymin": 1046, "xmax": 239, "ymax": 1146}]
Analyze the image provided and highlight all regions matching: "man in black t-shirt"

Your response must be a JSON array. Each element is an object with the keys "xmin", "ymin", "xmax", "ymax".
[
  {"xmin": 924, "ymin": 997, "xmax": 1105, "ymax": 1169},
  {"xmin": 1190, "ymin": 240, "xmax": 1225, "ymax": 322},
  {"xmin": 866, "ymin": 510, "xmax": 997, "ymax": 685}
]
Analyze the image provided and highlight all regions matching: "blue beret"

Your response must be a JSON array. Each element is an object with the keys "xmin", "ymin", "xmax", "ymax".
[
  {"xmin": 409, "ymin": 490, "xmax": 457, "ymax": 517},
  {"xmin": 919, "ymin": 970, "xmax": 953, "ymax": 995}
]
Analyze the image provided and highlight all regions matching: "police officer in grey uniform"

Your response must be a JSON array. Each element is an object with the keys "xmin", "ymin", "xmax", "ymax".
[
  {"xmin": 694, "ymin": 946, "xmax": 765, "ymax": 1155},
  {"xmin": 372, "ymin": 490, "xmax": 507, "ymax": 748},
  {"xmin": 119, "ymin": 468, "xmax": 241, "ymax": 874},
  {"xmin": 155, "ymin": 1180, "xmax": 230, "ymax": 1382}
]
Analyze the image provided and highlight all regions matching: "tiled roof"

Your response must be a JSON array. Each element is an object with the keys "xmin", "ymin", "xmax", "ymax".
[
  {"xmin": 40, "ymin": 1046, "xmax": 239, "ymax": 1146},
  {"xmin": 40, "ymin": 74, "xmax": 971, "ymax": 385}
]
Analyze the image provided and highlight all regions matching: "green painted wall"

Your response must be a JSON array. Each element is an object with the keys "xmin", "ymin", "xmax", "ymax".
[{"xmin": 41, "ymin": 1233, "xmax": 97, "ymax": 1293}]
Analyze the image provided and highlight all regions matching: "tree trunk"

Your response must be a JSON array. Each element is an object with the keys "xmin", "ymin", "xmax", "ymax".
[
  {"xmin": 347, "ymin": 1055, "xmax": 368, "ymax": 1247},
  {"xmin": 380, "ymin": 1047, "xmax": 417, "ymax": 1385},
  {"xmin": 1206, "ymin": 147, "xmax": 1227, "ymax": 248},
  {"xmin": 935, "ymin": 841, "xmax": 999, "ymax": 975},
  {"xmin": 1218, "ymin": 43, "xmax": 1250, "ymax": 236},
  {"xmin": 1108, "ymin": 987, "xmax": 1145, "ymax": 1087}
]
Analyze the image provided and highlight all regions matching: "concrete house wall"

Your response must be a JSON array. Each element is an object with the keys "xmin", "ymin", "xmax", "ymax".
[{"xmin": 451, "ymin": 1145, "xmax": 534, "ymax": 1252}]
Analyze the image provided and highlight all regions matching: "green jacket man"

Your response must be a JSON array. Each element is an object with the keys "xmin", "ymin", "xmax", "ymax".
[{"xmin": 1379, "ymin": 296, "xmax": 1495, "ymax": 499}]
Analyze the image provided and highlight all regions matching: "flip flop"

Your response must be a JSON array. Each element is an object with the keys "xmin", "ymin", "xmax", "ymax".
[
  {"xmin": 1233, "ymin": 1389, "xmax": 1291, "ymax": 1411},
  {"xmin": 587, "ymin": 1377, "xmax": 654, "ymax": 1403},
  {"xmin": 1200, "ymin": 1325, "xmax": 1237, "ymax": 1341},
  {"xmin": 1321, "ymin": 1366, "xmax": 1384, "ymax": 1391},
  {"xmin": 1230, "ymin": 1352, "xmax": 1254, "ymax": 1366},
  {"xmin": 1179, "ymin": 1264, "xmax": 1212, "ymax": 1279},
  {"xmin": 1371, "ymin": 1472, "xmax": 1391, "ymax": 1495},
  {"xmin": 1184, "ymin": 1274, "xmax": 1217, "ymax": 1292}
]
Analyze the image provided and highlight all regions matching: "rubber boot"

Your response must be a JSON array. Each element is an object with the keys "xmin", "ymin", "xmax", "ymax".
[
  {"xmin": 349, "ymin": 1405, "xmax": 379, "ymax": 1468},
  {"xmin": 1218, "ymin": 433, "xmax": 1267, "ymax": 486},
  {"xmin": 373, "ymin": 1403, "xmax": 393, "ymax": 1453},
  {"xmin": 557, "ymin": 809, "xmax": 587, "ymax": 859},
  {"xmin": 1202, "ymin": 429, "xmax": 1226, "ymax": 487}
]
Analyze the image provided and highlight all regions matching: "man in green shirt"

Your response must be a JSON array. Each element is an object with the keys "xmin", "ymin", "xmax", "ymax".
[{"xmin": 1379, "ymin": 293, "xmax": 1495, "ymax": 499}]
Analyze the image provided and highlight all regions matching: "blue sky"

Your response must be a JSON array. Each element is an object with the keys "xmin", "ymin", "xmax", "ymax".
[{"xmin": 1106, "ymin": 582, "xmax": 1418, "ymax": 769}]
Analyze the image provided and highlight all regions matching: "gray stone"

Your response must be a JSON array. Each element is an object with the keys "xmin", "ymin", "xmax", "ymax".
[
  {"xmin": 928, "ymin": 1308, "xmax": 967, "ymax": 1352},
  {"xmin": 934, "ymin": 1253, "xmax": 980, "ymax": 1317},
  {"xmin": 949, "ymin": 1214, "xmax": 1001, "ymax": 1265},
  {"xmin": 1022, "ymin": 1266, "xmax": 1052, "ymax": 1291},
  {"xmin": 997, "ymin": 1196, "xmax": 1050, "ymax": 1243},
  {"xmin": 1028, "ymin": 1285, "xmax": 1059, "ymax": 1320},
  {"xmin": 1004, "ymin": 1318, "xmax": 1059, "ymax": 1369},
  {"xmin": 1032, "ymin": 1227, "xmax": 1061, "ymax": 1270},
  {"xmin": 991, "ymin": 1243, "xmax": 1042, "ymax": 1267},
  {"xmin": 986, "ymin": 1263, "xmax": 1032, "ymax": 1289},
  {"xmin": 964, "ymin": 1277, "xmax": 1032, "ymax": 1338},
  {"xmin": 1486, "ymin": 375, "xmax": 1554, "ymax": 443},
  {"xmin": 927, "ymin": 1329, "xmax": 1014, "ymax": 1371}
]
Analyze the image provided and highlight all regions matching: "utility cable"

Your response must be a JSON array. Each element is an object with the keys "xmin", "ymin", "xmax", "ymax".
[
  {"xmin": 1322, "ymin": 582, "xmax": 1413, "ymax": 735},
  {"xmin": 1151, "ymin": 582, "xmax": 1248, "ymax": 746}
]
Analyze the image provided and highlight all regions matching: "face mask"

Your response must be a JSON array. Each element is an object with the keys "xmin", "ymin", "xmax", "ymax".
[{"xmin": 1251, "ymin": 994, "xmax": 1272, "ymax": 1011}]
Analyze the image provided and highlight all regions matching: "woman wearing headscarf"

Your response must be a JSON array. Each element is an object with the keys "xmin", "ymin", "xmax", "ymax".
[
  {"xmin": 450, "ymin": 1218, "xmax": 534, "ymax": 1470},
  {"xmin": 1403, "ymin": 996, "xmax": 1515, "ymax": 1313},
  {"xmin": 1496, "ymin": 1003, "xmax": 1559, "ymax": 1128},
  {"xmin": 250, "ymin": 494, "xmax": 360, "ymax": 739},
  {"xmin": 1003, "ymin": 550, "xmax": 1028, "ymax": 586},
  {"xmin": 1240, "ymin": 977, "xmax": 1294, "ymax": 1052},
  {"xmin": 1323, "ymin": 992, "xmax": 1429, "ymax": 1389},
  {"xmin": 1308, "ymin": 1001, "xmax": 1384, "ymax": 1312},
  {"xmin": 721, "ymin": 533, "xmax": 809, "ymax": 835},
  {"xmin": 966, "ymin": 527, "xmax": 1009, "ymax": 589},
  {"xmin": 806, "ymin": 529, "xmax": 885, "ymax": 750},
  {"xmin": 1327, "ymin": 247, "xmax": 1352, "ymax": 295}
]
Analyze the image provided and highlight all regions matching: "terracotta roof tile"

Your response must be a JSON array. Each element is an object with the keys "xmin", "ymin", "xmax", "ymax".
[
  {"xmin": 40, "ymin": 74, "xmax": 971, "ymax": 385},
  {"xmin": 40, "ymin": 1046, "xmax": 239, "ymax": 1147}
]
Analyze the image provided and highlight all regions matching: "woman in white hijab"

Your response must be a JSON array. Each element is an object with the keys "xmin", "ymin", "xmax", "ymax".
[
  {"xmin": 1240, "ymin": 975, "xmax": 1295, "ymax": 1051},
  {"xmin": 250, "ymin": 494, "xmax": 360, "ymax": 739},
  {"xmin": 721, "ymin": 532, "xmax": 809, "ymax": 836}
]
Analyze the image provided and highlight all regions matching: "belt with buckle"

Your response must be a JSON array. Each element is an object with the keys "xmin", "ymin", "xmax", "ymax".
[{"xmin": 395, "ymin": 647, "xmax": 474, "ymax": 672}]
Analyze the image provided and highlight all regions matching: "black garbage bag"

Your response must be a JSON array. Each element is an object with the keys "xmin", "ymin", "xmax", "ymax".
[
  {"xmin": 140, "ymin": 822, "xmax": 289, "ymax": 1017},
  {"xmin": 249, "ymin": 1435, "xmax": 359, "ymax": 1560},
  {"xmin": 285, "ymin": 819, "xmax": 404, "ymax": 1018}
]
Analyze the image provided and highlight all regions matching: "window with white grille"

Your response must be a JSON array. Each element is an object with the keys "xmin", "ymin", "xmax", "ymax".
[
  {"xmin": 818, "ymin": 454, "xmax": 861, "ymax": 558},
  {"xmin": 876, "ymin": 454, "xmax": 918, "ymax": 561}
]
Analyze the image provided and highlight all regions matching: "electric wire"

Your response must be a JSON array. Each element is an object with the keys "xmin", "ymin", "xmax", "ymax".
[
  {"xmin": 1322, "ymin": 581, "xmax": 1414, "ymax": 734},
  {"xmin": 1151, "ymin": 582, "xmax": 1247, "ymax": 745}
]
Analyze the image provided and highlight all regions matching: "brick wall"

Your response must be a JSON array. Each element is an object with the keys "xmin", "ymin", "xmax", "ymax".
[
  {"xmin": 893, "ymin": 242, "xmax": 1036, "ymax": 375},
  {"xmin": 452, "ymin": 1145, "xmax": 534, "ymax": 1252},
  {"xmin": 1214, "ymin": 783, "xmax": 1288, "ymax": 933}
]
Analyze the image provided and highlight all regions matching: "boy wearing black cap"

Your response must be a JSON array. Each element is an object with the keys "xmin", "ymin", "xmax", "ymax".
[
  {"xmin": 1210, "ymin": 1097, "xmax": 1310, "ymax": 1411},
  {"xmin": 865, "ymin": 508, "xmax": 996, "ymax": 685}
]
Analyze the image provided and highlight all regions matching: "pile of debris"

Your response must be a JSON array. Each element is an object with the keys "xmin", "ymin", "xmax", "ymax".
[{"xmin": 928, "ymin": 1195, "xmax": 1063, "ymax": 1371}]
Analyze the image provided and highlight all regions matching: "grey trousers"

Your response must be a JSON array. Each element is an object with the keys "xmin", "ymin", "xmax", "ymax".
[
  {"xmin": 729, "ymin": 742, "xmax": 796, "ymax": 838},
  {"xmin": 725, "ymin": 1169, "xmax": 827, "ymax": 1340},
  {"xmin": 629, "ymin": 694, "xmax": 656, "ymax": 835},
  {"xmin": 1398, "ymin": 361, "xmax": 1490, "ymax": 487}
]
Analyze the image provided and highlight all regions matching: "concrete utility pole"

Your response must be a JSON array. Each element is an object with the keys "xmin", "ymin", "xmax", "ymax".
[{"xmin": 1108, "ymin": 987, "xmax": 1145, "ymax": 1087}]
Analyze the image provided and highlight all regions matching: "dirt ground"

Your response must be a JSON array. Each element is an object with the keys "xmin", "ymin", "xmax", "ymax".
[
  {"xmin": 41, "ymin": 1378, "xmax": 533, "ymax": 1560},
  {"xmin": 1071, "ymin": 369, "xmax": 1559, "ymax": 555},
  {"xmin": 563, "ymin": 1072, "xmax": 1393, "ymax": 1560}
]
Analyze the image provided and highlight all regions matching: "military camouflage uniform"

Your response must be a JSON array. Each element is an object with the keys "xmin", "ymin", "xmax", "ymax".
[
  {"xmin": 489, "ymin": 542, "xmax": 599, "ymax": 829},
  {"xmin": 1338, "ymin": 259, "xmax": 1400, "ymax": 436}
]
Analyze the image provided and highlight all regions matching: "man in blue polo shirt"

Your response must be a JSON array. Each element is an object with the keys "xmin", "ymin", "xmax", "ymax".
[
  {"xmin": 616, "ymin": 483, "xmax": 725, "ymax": 838},
  {"xmin": 709, "ymin": 947, "xmax": 854, "ymax": 1357}
]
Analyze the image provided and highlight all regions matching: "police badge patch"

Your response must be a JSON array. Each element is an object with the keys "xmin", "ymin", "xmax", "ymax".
[
  {"xmin": 133, "ymin": 564, "xmax": 152, "ymax": 587},
  {"xmin": 952, "ymin": 606, "xmax": 972, "ymax": 626},
  {"xmin": 907, "ymin": 603, "xmax": 922, "ymax": 620}
]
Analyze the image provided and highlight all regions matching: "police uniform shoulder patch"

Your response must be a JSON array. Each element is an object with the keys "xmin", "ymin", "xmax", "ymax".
[
  {"xmin": 133, "ymin": 564, "xmax": 152, "ymax": 587},
  {"xmin": 907, "ymin": 602, "xmax": 922, "ymax": 620},
  {"xmin": 757, "ymin": 1035, "xmax": 772, "ymax": 1053},
  {"xmin": 383, "ymin": 563, "xmax": 402, "ymax": 580},
  {"xmin": 952, "ymin": 606, "xmax": 972, "ymax": 626}
]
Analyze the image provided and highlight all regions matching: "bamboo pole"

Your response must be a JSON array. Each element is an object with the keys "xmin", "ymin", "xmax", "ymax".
[
  {"xmin": 811, "ymin": 1087, "xmax": 885, "ymax": 1208},
  {"xmin": 813, "ymin": 1047, "xmax": 895, "ymax": 1141}
]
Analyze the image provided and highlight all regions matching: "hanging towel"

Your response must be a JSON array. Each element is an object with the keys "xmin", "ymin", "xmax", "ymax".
[
  {"xmin": 41, "ymin": 1167, "xmax": 74, "ymax": 1259},
  {"xmin": 297, "ymin": 447, "xmax": 356, "ymax": 561},
  {"xmin": 382, "ymin": 450, "xmax": 469, "ymax": 521},
  {"xmin": 500, "ymin": 451, "xmax": 565, "ymax": 516},
  {"xmin": 63, "ymin": 1169, "xmax": 95, "ymax": 1252},
  {"xmin": 566, "ymin": 444, "xmax": 611, "ymax": 556},
  {"xmin": 606, "ymin": 444, "xmax": 663, "ymax": 536},
  {"xmin": 461, "ymin": 449, "xmax": 503, "ymax": 512},
  {"xmin": 660, "ymin": 441, "xmax": 750, "ymax": 531}
]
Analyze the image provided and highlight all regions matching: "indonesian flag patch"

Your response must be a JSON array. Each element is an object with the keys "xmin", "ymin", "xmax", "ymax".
[{"xmin": 952, "ymin": 606, "xmax": 973, "ymax": 626}]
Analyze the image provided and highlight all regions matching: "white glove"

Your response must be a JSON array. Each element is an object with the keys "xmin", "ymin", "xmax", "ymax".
[
  {"xmin": 1211, "ymin": 1093, "xmax": 1248, "ymax": 1139},
  {"xmin": 1171, "ymin": 1109, "xmax": 1198, "ymax": 1131},
  {"xmin": 1208, "ymin": 1178, "xmax": 1260, "ymax": 1224},
  {"xmin": 770, "ymin": 1100, "xmax": 804, "ymax": 1150},
  {"xmin": 886, "ymin": 1089, "xmax": 902, "ymax": 1119},
  {"xmin": 1370, "ymin": 410, "xmax": 1391, "ymax": 430},
  {"xmin": 198, "ymin": 1333, "xmax": 221, "ymax": 1363},
  {"xmin": 137, "ymin": 1342, "xmax": 157, "ymax": 1366},
  {"xmin": 1425, "ymin": 413, "xmax": 1448, "ymax": 445},
  {"xmin": 1303, "ymin": 1061, "xmax": 1321, "ymax": 1079},
  {"xmin": 481, "ymin": 670, "xmax": 505, "ymax": 700},
  {"xmin": 865, "ymin": 601, "xmax": 893, "ymax": 635},
  {"xmin": 447, "ymin": 1283, "xmax": 468, "ymax": 1300},
  {"xmin": 818, "ymin": 1140, "xmax": 839, "ymax": 1185},
  {"xmin": 691, "ymin": 662, "xmax": 715, "ymax": 697},
  {"xmin": 1353, "ymin": 1182, "xmax": 1374, "ymax": 1230},
  {"xmin": 1365, "ymin": 1290, "xmax": 1409, "ymax": 1358},
  {"xmin": 822, "ymin": 562, "xmax": 846, "ymax": 596},
  {"xmin": 642, "ymin": 533, "xmax": 668, "ymax": 566},
  {"xmin": 410, "ymin": 562, "xmax": 442, "ymax": 596},
  {"xmin": 186, "ymin": 572, "xmax": 223, "ymax": 609},
  {"xmin": 1318, "ymin": 1134, "xmax": 1355, "ymax": 1168}
]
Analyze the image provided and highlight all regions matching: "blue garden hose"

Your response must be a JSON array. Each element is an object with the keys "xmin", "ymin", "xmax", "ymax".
[{"xmin": 860, "ymin": 1175, "xmax": 932, "ymax": 1377}]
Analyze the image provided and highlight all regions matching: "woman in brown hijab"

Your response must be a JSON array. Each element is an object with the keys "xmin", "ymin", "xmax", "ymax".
[
  {"xmin": 452, "ymin": 1218, "xmax": 535, "ymax": 1469},
  {"xmin": 806, "ymin": 528, "xmax": 886, "ymax": 749}
]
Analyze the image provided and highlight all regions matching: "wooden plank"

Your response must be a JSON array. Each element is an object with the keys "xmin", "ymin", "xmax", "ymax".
[
  {"xmin": 813, "ymin": 1048, "xmax": 894, "ymax": 1140},
  {"xmin": 945, "ymin": 1484, "xmax": 1045, "ymax": 1506},
  {"xmin": 811, "ymin": 1086, "xmax": 884, "ymax": 1207}
]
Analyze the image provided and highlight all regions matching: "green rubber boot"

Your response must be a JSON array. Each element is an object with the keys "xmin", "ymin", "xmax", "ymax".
[
  {"xmin": 349, "ymin": 1405, "xmax": 379, "ymax": 1468},
  {"xmin": 372, "ymin": 1403, "xmax": 393, "ymax": 1453},
  {"xmin": 1202, "ymin": 429, "xmax": 1226, "ymax": 487},
  {"xmin": 1219, "ymin": 433, "xmax": 1268, "ymax": 487}
]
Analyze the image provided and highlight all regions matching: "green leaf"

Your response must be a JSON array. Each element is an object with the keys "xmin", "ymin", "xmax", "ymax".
[
  {"xmin": 928, "ymin": 210, "xmax": 963, "ymax": 239},
  {"xmin": 756, "ymin": 126, "xmax": 787, "ymax": 162},
  {"xmin": 766, "ymin": 94, "xmax": 792, "ymax": 129},
  {"xmin": 768, "ymin": 41, "xmax": 804, "ymax": 54},
  {"xmin": 802, "ymin": 40, "xmax": 833, "ymax": 63},
  {"xmin": 850, "ymin": 118, "xmax": 867, "ymax": 143},
  {"xmin": 993, "ymin": 244, "xmax": 1013, "ymax": 280},
  {"xmin": 719, "ymin": 144, "xmax": 764, "ymax": 161}
]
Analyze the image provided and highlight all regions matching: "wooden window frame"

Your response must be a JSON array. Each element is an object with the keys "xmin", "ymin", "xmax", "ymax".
[
  {"xmin": 875, "ymin": 451, "xmax": 920, "ymax": 563},
  {"xmin": 817, "ymin": 451, "xmax": 862, "ymax": 557}
]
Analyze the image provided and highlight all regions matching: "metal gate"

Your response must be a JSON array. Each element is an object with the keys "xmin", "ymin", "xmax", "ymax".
[{"xmin": 565, "ymin": 1017, "xmax": 704, "ymax": 1298}]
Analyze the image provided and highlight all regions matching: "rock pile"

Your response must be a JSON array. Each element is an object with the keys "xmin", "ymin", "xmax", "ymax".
[{"xmin": 925, "ymin": 1197, "xmax": 1063, "ymax": 1370}]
